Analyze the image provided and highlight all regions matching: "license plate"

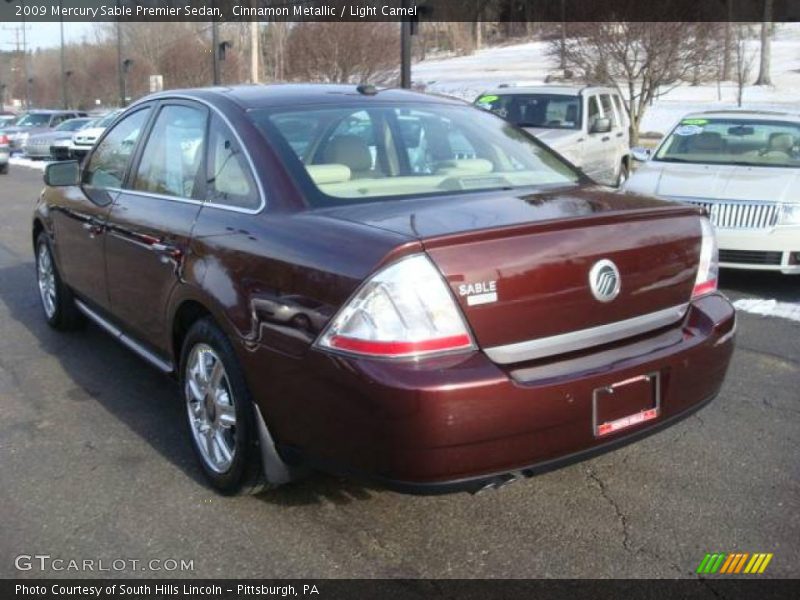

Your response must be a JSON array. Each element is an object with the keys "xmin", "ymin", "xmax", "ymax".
[{"xmin": 593, "ymin": 372, "xmax": 660, "ymax": 437}]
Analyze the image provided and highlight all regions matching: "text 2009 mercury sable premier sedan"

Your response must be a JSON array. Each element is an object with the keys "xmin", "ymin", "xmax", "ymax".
[{"xmin": 33, "ymin": 85, "xmax": 735, "ymax": 495}]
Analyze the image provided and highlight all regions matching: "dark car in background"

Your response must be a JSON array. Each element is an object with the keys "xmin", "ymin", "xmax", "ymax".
[
  {"xmin": 24, "ymin": 117, "xmax": 96, "ymax": 160},
  {"xmin": 33, "ymin": 85, "xmax": 735, "ymax": 496},
  {"xmin": 2, "ymin": 109, "xmax": 87, "ymax": 153}
]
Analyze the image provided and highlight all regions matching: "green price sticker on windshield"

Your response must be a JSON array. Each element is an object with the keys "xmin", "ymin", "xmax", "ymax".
[
  {"xmin": 478, "ymin": 95, "xmax": 499, "ymax": 103},
  {"xmin": 681, "ymin": 118, "xmax": 708, "ymax": 125}
]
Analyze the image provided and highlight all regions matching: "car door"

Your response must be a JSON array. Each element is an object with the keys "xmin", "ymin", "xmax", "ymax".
[
  {"xmin": 50, "ymin": 106, "xmax": 152, "ymax": 309},
  {"xmin": 104, "ymin": 100, "xmax": 207, "ymax": 350},
  {"xmin": 581, "ymin": 94, "xmax": 607, "ymax": 181},
  {"xmin": 599, "ymin": 93, "xmax": 622, "ymax": 182}
]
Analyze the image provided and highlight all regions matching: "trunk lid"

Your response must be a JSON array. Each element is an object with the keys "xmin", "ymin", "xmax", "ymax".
[{"xmin": 319, "ymin": 187, "xmax": 703, "ymax": 358}]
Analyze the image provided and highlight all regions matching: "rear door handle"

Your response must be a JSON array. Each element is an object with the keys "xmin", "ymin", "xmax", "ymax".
[
  {"xmin": 601, "ymin": 136, "xmax": 610, "ymax": 142},
  {"xmin": 616, "ymin": 132, "xmax": 624, "ymax": 138}
]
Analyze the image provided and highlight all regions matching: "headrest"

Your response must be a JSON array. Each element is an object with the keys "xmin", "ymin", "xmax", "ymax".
[
  {"xmin": 767, "ymin": 132, "xmax": 794, "ymax": 153},
  {"xmin": 323, "ymin": 135, "xmax": 373, "ymax": 173},
  {"xmin": 436, "ymin": 158, "xmax": 494, "ymax": 176}
]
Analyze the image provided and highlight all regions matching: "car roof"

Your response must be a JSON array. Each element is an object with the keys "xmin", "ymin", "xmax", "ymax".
[
  {"xmin": 480, "ymin": 84, "xmax": 618, "ymax": 96},
  {"xmin": 137, "ymin": 84, "xmax": 466, "ymax": 111},
  {"xmin": 682, "ymin": 110, "xmax": 800, "ymax": 122},
  {"xmin": 24, "ymin": 109, "xmax": 79, "ymax": 114}
]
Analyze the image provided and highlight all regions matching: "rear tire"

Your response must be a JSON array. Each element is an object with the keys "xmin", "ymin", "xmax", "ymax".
[
  {"xmin": 180, "ymin": 317, "xmax": 269, "ymax": 495},
  {"xmin": 0, "ymin": 163, "xmax": 8, "ymax": 175},
  {"xmin": 35, "ymin": 233, "xmax": 84, "ymax": 330}
]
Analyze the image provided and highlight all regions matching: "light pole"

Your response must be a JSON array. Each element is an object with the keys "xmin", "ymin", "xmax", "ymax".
[
  {"xmin": 4, "ymin": 0, "xmax": 31, "ymax": 108},
  {"xmin": 116, "ymin": 0, "xmax": 125, "ymax": 107},
  {"xmin": 121, "ymin": 59, "xmax": 133, "ymax": 106},
  {"xmin": 64, "ymin": 70, "xmax": 72, "ymax": 109},
  {"xmin": 0, "ymin": 83, "xmax": 6, "ymax": 112}
]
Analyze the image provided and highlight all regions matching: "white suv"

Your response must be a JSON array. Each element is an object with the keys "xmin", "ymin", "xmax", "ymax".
[{"xmin": 475, "ymin": 84, "xmax": 631, "ymax": 186}]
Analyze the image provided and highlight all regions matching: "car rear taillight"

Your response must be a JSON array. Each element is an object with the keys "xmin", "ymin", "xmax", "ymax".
[
  {"xmin": 317, "ymin": 254, "xmax": 475, "ymax": 359},
  {"xmin": 0, "ymin": 134, "xmax": 8, "ymax": 145},
  {"xmin": 692, "ymin": 217, "xmax": 718, "ymax": 299}
]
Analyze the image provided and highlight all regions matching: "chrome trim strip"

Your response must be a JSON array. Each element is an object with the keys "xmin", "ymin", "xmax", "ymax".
[
  {"xmin": 75, "ymin": 299, "xmax": 173, "ymax": 373},
  {"xmin": 484, "ymin": 303, "xmax": 689, "ymax": 364}
]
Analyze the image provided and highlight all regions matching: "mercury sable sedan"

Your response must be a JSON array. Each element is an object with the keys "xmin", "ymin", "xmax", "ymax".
[
  {"xmin": 33, "ymin": 85, "xmax": 735, "ymax": 495},
  {"xmin": 626, "ymin": 111, "xmax": 800, "ymax": 274}
]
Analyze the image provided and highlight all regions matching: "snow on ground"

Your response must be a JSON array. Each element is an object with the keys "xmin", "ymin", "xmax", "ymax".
[
  {"xmin": 414, "ymin": 23, "xmax": 800, "ymax": 136},
  {"xmin": 9, "ymin": 156, "xmax": 47, "ymax": 171},
  {"xmin": 733, "ymin": 298, "xmax": 800, "ymax": 323}
]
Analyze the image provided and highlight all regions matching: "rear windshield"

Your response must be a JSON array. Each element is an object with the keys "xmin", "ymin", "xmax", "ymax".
[
  {"xmin": 249, "ymin": 103, "xmax": 580, "ymax": 207},
  {"xmin": 474, "ymin": 93, "xmax": 582, "ymax": 130},
  {"xmin": 15, "ymin": 113, "xmax": 51, "ymax": 127},
  {"xmin": 655, "ymin": 118, "xmax": 800, "ymax": 168}
]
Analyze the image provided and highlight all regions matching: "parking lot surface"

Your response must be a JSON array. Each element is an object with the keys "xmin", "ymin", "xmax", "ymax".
[{"xmin": 0, "ymin": 165, "xmax": 798, "ymax": 578}]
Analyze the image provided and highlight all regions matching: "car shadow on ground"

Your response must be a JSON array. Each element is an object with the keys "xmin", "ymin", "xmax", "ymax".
[
  {"xmin": 0, "ymin": 260, "xmax": 380, "ymax": 506},
  {"xmin": 719, "ymin": 269, "xmax": 799, "ymax": 303}
]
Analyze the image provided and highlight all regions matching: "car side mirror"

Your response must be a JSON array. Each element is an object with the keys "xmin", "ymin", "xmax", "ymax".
[
  {"xmin": 44, "ymin": 160, "xmax": 80, "ymax": 187},
  {"xmin": 631, "ymin": 147, "xmax": 652, "ymax": 162},
  {"xmin": 590, "ymin": 117, "xmax": 612, "ymax": 134}
]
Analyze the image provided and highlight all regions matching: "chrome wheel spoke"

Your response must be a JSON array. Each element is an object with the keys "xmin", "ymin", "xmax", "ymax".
[{"xmin": 185, "ymin": 343, "xmax": 236, "ymax": 473}]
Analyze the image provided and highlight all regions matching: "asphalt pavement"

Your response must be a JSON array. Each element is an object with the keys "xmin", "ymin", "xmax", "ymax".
[{"xmin": 0, "ymin": 165, "xmax": 797, "ymax": 579}]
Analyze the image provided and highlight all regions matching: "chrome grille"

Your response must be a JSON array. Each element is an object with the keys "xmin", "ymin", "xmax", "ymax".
[{"xmin": 680, "ymin": 200, "xmax": 780, "ymax": 230}]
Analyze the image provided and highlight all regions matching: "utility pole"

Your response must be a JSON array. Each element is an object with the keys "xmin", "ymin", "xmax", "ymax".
[
  {"xmin": 212, "ymin": 18, "xmax": 220, "ymax": 85},
  {"xmin": 250, "ymin": 20, "xmax": 259, "ymax": 84},
  {"xmin": 3, "ymin": 1, "xmax": 32, "ymax": 108},
  {"xmin": 400, "ymin": 0, "xmax": 411, "ymax": 89},
  {"xmin": 116, "ymin": 1, "xmax": 125, "ymax": 106},
  {"xmin": 59, "ymin": 0, "xmax": 67, "ymax": 108}
]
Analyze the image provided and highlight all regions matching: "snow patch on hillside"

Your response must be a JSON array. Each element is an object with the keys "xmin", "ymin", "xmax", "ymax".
[{"xmin": 415, "ymin": 23, "xmax": 800, "ymax": 135}]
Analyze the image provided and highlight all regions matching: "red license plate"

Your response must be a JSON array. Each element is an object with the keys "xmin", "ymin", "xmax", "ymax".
[{"xmin": 593, "ymin": 373, "xmax": 660, "ymax": 437}]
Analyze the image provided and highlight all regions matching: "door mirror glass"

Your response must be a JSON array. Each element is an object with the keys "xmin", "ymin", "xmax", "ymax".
[
  {"xmin": 591, "ymin": 117, "xmax": 612, "ymax": 134},
  {"xmin": 44, "ymin": 160, "xmax": 80, "ymax": 187},
  {"xmin": 631, "ymin": 147, "xmax": 652, "ymax": 162}
]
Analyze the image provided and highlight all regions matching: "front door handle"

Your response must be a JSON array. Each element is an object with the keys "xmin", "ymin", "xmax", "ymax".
[
  {"xmin": 82, "ymin": 221, "xmax": 103, "ymax": 236},
  {"xmin": 601, "ymin": 136, "xmax": 610, "ymax": 142}
]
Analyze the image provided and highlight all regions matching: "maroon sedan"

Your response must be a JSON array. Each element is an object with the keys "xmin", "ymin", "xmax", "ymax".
[{"xmin": 33, "ymin": 85, "xmax": 735, "ymax": 494}]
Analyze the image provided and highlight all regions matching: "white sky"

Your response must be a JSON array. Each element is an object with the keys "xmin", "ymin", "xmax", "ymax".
[{"xmin": 1, "ymin": 22, "xmax": 96, "ymax": 52}]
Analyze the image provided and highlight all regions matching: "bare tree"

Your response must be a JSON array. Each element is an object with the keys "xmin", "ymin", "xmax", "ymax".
[
  {"xmin": 734, "ymin": 25, "xmax": 757, "ymax": 106},
  {"xmin": 755, "ymin": 0, "xmax": 774, "ymax": 85},
  {"xmin": 285, "ymin": 23, "xmax": 399, "ymax": 85},
  {"xmin": 550, "ymin": 22, "xmax": 720, "ymax": 145}
]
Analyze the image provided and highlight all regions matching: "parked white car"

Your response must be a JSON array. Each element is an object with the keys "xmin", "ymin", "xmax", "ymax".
[
  {"xmin": 69, "ymin": 109, "xmax": 122, "ymax": 159},
  {"xmin": 474, "ymin": 84, "xmax": 631, "ymax": 186},
  {"xmin": 625, "ymin": 111, "xmax": 800, "ymax": 274}
]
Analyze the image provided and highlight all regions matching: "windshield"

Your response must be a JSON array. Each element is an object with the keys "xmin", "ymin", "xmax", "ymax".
[
  {"xmin": 474, "ymin": 93, "xmax": 582, "ymax": 130},
  {"xmin": 56, "ymin": 118, "xmax": 93, "ymax": 132},
  {"xmin": 0, "ymin": 116, "xmax": 17, "ymax": 127},
  {"xmin": 250, "ymin": 103, "xmax": 580, "ymax": 207},
  {"xmin": 655, "ymin": 118, "xmax": 800, "ymax": 168},
  {"xmin": 15, "ymin": 113, "xmax": 51, "ymax": 128}
]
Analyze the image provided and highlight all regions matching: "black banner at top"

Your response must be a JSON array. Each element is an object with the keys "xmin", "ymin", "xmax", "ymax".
[{"xmin": 0, "ymin": 0, "xmax": 798, "ymax": 23}]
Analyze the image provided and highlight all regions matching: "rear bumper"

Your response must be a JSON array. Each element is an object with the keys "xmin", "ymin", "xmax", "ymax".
[
  {"xmin": 250, "ymin": 294, "xmax": 736, "ymax": 493},
  {"xmin": 717, "ymin": 226, "xmax": 800, "ymax": 274}
]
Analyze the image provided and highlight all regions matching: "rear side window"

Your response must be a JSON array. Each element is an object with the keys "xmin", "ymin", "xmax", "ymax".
[
  {"xmin": 612, "ymin": 95, "xmax": 626, "ymax": 124},
  {"xmin": 84, "ymin": 108, "xmax": 151, "ymax": 189},
  {"xmin": 599, "ymin": 95, "xmax": 616, "ymax": 127},
  {"xmin": 205, "ymin": 115, "xmax": 260, "ymax": 210},
  {"xmin": 132, "ymin": 104, "xmax": 206, "ymax": 199}
]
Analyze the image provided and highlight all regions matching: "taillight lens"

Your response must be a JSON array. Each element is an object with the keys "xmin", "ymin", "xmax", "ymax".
[
  {"xmin": 692, "ymin": 217, "xmax": 718, "ymax": 299},
  {"xmin": 317, "ymin": 254, "xmax": 475, "ymax": 359},
  {"xmin": 0, "ymin": 134, "xmax": 8, "ymax": 145}
]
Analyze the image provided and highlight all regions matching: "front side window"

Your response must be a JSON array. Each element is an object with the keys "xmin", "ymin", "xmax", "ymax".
[
  {"xmin": 474, "ymin": 93, "xmax": 581, "ymax": 130},
  {"xmin": 655, "ymin": 118, "xmax": 800, "ymax": 168},
  {"xmin": 84, "ymin": 108, "xmax": 151, "ymax": 189},
  {"xmin": 252, "ymin": 103, "xmax": 580, "ymax": 206},
  {"xmin": 133, "ymin": 104, "xmax": 206, "ymax": 199},
  {"xmin": 206, "ymin": 115, "xmax": 260, "ymax": 209},
  {"xmin": 599, "ymin": 95, "xmax": 616, "ymax": 127}
]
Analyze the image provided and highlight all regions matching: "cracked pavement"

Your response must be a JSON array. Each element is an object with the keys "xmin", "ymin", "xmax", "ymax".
[{"xmin": 0, "ymin": 167, "xmax": 798, "ymax": 579}]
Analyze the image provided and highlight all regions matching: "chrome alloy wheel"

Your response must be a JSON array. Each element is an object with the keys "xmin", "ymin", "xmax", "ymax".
[
  {"xmin": 185, "ymin": 344, "xmax": 237, "ymax": 473},
  {"xmin": 37, "ymin": 243, "xmax": 57, "ymax": 319}
]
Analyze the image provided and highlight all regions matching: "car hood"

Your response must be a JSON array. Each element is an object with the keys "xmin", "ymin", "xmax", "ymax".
[
  {"xmin": 73, "ymin": 127, "xmax": 105, "ymax": 140},
  {"xmin": 625, "ymin": 161, "xmax": 800, "ymax": 204},
  {"xmin": 522, "ymin": 127, "xmax": 581, "ymax": 149},
  {"xmin": 27, "ymin": 131, "xmax": 72, "ymax": 143}
]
